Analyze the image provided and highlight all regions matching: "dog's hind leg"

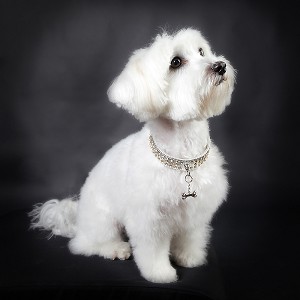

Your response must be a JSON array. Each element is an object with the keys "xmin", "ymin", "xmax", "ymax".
[
  {"xmin": 69, "ymin": 234, "xmax": 131, "ymax": 260},
  {"xmin": 68, "ymin": 194, "xmax": 131, "ymax": 260}
]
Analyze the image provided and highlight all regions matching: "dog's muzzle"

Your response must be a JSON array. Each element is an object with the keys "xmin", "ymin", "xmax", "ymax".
[{"xmin": 211, "ymin": 61, "xmax": 226, "ymax": 76}]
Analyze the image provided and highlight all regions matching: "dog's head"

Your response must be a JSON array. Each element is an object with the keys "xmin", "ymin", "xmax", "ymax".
[{"xmin": 108, "ymin": 28, "xmax": 236, "ymax": 122}]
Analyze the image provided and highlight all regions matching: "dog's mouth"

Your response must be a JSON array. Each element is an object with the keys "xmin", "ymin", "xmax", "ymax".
[
  {"xmin": 208, "ymin": 72, "xmax": 227, "ymax": 86},
  {"xmin": 214, "ymin": 75, "xmax": 226, "ymax": 86}
]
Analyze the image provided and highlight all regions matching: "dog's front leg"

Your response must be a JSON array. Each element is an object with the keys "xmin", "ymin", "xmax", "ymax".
[
  {"xmin": 130, "ymin": 232, "xmax": 177, "ymax": 283},
  {"xmin": 171, "ymin": 224, "xmax": 211, "ymax": 268}
]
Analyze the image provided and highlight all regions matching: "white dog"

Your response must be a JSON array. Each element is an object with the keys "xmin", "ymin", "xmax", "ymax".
[{"xmin": 30, "ymin": 28, "xmax": 236, "ymax": 283}]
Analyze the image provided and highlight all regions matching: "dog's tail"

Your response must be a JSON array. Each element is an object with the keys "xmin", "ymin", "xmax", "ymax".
[{"xmin": 28, "ymin": 197, "xmax": 78, "ymax": 239}]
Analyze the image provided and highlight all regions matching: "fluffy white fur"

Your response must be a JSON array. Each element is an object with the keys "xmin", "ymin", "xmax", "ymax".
[{"xmin": 30, "ymin": 28, "xmax": 236, "ymax": 283}]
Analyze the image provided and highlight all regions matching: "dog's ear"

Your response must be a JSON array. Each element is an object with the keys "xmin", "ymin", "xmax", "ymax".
[{"xmin": 107, "ymin": 38, "xmax": 169, "ymax": 122}]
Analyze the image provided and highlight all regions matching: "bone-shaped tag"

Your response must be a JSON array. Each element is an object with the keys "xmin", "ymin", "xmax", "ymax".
[{"xmin": 182, "ymin": 191, "xmax": 197, "ymax": 200}]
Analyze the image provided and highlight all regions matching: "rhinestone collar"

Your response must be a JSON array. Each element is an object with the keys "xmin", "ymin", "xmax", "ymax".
[{"xmin": 149, "ymin": 135, "xmax": 210, "ymax": 172}]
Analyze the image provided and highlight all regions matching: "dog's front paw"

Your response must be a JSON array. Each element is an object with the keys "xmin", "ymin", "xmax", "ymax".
[
  {"xmin": 172, "ymin": 248, "xmax": 207, "ymax": 268},
  {"xmin": 141, "ymin": 264, "xmax": 178, "ymax": 283}
]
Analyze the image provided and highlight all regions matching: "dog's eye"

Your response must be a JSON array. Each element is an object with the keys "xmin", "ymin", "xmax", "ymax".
[
  {"xmin": 199, "ymin": 48, "xmax": 204, "ymax": 56},
  {"xmin": 170, "ymin": 57, "xmax": 182, "ymax": 69}
]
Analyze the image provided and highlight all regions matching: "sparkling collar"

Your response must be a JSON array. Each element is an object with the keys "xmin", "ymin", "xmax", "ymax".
[
  {"xmin": 149, "ymin": 134, "xmax": 210, "ymax": 200},
  {"xmin": 149, "ymin": 135, "xmax": 210, "ymax": 172}
]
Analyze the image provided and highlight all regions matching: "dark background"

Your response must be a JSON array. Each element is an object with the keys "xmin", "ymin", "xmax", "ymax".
[{"xmin": 0, "ymin": 0, "xmax": 299, "ymax": 299}]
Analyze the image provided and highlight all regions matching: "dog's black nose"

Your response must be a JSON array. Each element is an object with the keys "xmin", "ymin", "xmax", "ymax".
[{"xmin": 211, "ymin": 61, "xmax": 226, "ymax": 75}]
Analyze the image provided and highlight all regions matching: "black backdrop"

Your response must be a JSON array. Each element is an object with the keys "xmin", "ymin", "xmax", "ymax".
[{"xmin": 0, "ymin": 0, "xmax": 298, "ymax": 299}]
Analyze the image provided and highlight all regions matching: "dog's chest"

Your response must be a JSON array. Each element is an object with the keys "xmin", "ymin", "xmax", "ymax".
[
  {"xmin": 161, "ymin": 164, "xmax": 209, "ymax": 193},
  {"xmin": 152, "ymin": 166, "xmax": 211, "ymax": 213}
]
